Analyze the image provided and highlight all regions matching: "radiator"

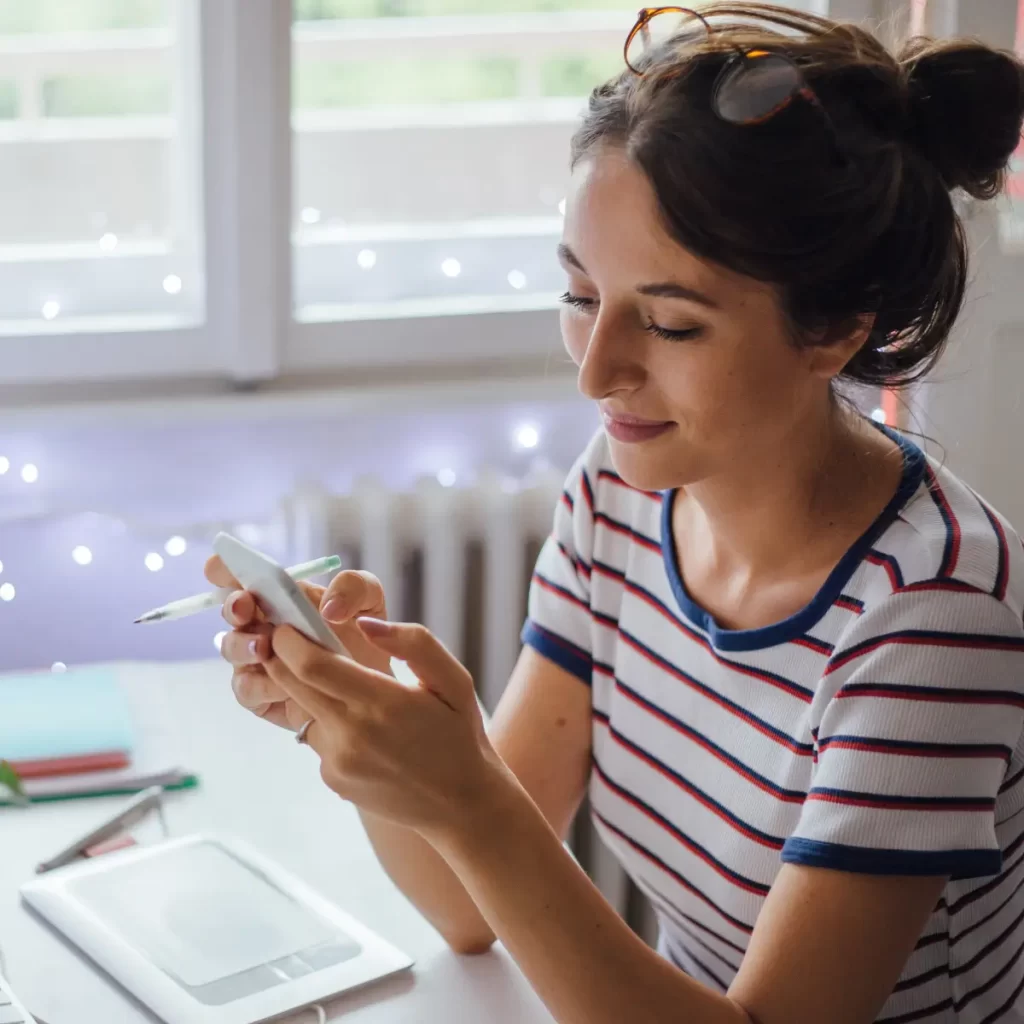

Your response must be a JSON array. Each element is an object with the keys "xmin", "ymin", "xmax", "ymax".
[{"xmin": 280, "ymin": 471, "xmax": 659, "ymax": 947}]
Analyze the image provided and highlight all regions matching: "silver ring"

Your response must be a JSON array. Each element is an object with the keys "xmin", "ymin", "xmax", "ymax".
[{"xmin": 295, "ymin": 718, "xmax": 315, "ymax": 745}]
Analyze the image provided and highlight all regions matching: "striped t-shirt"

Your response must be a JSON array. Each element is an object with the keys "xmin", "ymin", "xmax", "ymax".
[{"xmin": 522, "ymin": 428, "xmax": 1024, "ymax": 1023}]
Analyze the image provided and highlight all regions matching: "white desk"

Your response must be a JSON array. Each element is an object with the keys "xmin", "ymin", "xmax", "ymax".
[{"xmin": 0, "ymin": 659, "xmax": 554, "ymax": 1024}]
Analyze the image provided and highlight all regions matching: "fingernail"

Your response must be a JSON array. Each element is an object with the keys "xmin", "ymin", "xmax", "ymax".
[
  {"xmin": 230, "ymin": 595, "xmax": 245, "ymax": 618},
  {"xmin": 248, "ymin": 638, "xmax": 261, "ymax": 658},
  {"xmin": 322, "ymin": 598, "xmax": 345, "ymax": 622},
  {"xmin": 357, "ymin": 616, "xmax": 391, "ymax": 634}
]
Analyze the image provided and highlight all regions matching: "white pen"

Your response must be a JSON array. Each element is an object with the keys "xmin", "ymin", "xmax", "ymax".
[{"xmin": 133, "ymin": 554, "xmax": 343, "ymax": 624}]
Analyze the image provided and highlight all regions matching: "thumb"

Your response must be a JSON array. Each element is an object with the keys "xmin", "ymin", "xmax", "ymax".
[{"xmin": 357, "ymin": 618, "xmax": 472, "ymax": 710}]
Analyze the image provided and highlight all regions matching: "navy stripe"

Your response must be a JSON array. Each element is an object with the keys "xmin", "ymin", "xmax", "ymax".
[
  {"xmin": 632, "ymin": 875, "xmax": 748, "ymax": 957},
  {"xmin": 533, "ymin": 572, "xmax": 588, "ymax": 612},
  {"xmin": 621, "ymin": 580, "xmax": 815, "ymax": 702},
  {"xmin": 867, "ymin": 549, "xmax": 906, "ymax": 590},
  {"xmin": 619, "ymin": 629, "xmax": 814, "ymax": 756},
  {"xmin": 520, "ymin": 620, "xmax": 591, "ymax": 684},
  {"xmin": 616, "ymin": 678, "xmax": 808, "ymax": 802},
  {"xmin": 782, "ymin": 837, "xmax": 1000, "ymax": 879},
  {"xmin": 592, "ymin": 557, "xmax": 626, "ymax": 583},
  {"xmin": 580, "ymin": 468, "xmax": 595, "ymax": 513},
  {"xmin": 817, "ymin": 735, "xmax": 1012, "ymax": 761},
  {"xmin": 925, "ymin": 464, "xmax": 961, "ymax": 577},
  {"xmin": 878, "ymin": 997, "xmax": 954, "ymax": 1023},
  {"xmin": 793, "ymin": 634, "xmax": 834, "ymax": 656},
  {"xmin": 954, "ymin": 927, "xmax": 1024, "ymax": 1014},
  {"xmin": 950, "ymin": 844, "xmax": 1024, "ymax": 917},
  {"xmin": 600, "ymin": 718, "xmax": 786, "ymax": 849},
  {"xmin": 560, "ymin": 489, "xmax": 574, "ymax": 512},
  {"xmin": 977, "ymin": 497, "xmax": 1011, "ymax": 602},
  {"xmin": 826, "ymin": 629, "xmax": 1024, "ymax": 675},
  {"xmin": 977, "ymin": 965, "xmax": 1024, "ymax": 1023},
  {"xmin": 667, "ymin": 920, "xmax": 741, "ymax": 976},
  {"xmin": 593, "ymin": 510, "xmax": 660, "ymax": 553},
  {"xmin": 836, "ymin": 682, "xmax": 1024, "ymax": 709},
  {"xmin": 806, "ymin": 787, "xmax": 995, "ymax": 813},
  {"xmin": 591, "ymin": 809, "xmax": 754, "ymax": 935},
  {"xmin": 836, "ymin": 593, "xmax": 865, "ymax": 613},
  {"xmin": 596, "ymin": 468, "xmax": 662, "ymax": 502},
  {"xmin": 893, "ymin": 961, "xmax": 947, "ymax": 993},
  {"xmin": 593, "ymin": 757, "xmax": 770, "ymax": 895},
  {"xmin": 554, "ymin": 538, "xmax": 591, "ymax": 579},
  {"xmin": 950, "ymin": 903, "xmax": 1024, "ymax": 978},
  {"xmin": 999, "ymin": 764, "xmax": 1024, "ymax": 794},
  {"xmin": 668, "ymin": 940, "xmax": 729, "ymax": 992}
]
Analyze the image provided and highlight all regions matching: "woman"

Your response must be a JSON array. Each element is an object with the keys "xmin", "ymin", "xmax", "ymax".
[{"xmin": 209, "ymin": 5, "xmax": 1024, "ymax": 1022}]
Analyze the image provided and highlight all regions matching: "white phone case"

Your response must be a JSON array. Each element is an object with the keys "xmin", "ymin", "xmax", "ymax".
[{"xmin": 213, "ymin": 533, "xmax": 349, "ymax": 656}]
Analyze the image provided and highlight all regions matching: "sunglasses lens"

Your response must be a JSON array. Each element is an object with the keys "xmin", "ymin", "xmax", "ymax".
[
  {"xmin": 626, "ymin": 9, "xmax": 706, "ymax": 72},
  {"xmin": 714, "ymin": 53, "xmax": 802, "ymax": 123}
]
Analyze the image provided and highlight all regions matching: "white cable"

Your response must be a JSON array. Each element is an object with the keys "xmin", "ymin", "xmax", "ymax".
[{"xmin": 310, "ymin": 1004, "xmax": 327, "ymax": 1024}]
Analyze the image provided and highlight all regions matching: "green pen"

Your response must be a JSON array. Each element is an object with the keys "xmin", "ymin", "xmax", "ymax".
[{"xmin": 133, "ymin": 555, "xmax": 343, "ymax": 624}]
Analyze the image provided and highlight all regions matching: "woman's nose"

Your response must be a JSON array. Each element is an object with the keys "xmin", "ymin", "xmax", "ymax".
[{"xmin": 576, "ymin": 313, "xmax": 646, "ymax": 400}]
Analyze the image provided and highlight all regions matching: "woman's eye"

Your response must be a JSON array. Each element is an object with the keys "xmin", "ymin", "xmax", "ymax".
[
  {"xmin": 645, "ymin": 323, "xmax": 705, "ymax": 342},
  {"xmin": 558, "ymin": 291, "xmax": 596, "ymax": 312}
]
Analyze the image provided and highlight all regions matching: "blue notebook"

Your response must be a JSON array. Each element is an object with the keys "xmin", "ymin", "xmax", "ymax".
[{"xmin": 0, "ymin": 667, "xmax": 134, "ymax": 762}]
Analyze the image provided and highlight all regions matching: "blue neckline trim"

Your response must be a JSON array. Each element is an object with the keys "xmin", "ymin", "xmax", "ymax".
[{"xmin": 659, "ymin": 424, "xmax": 926, "ymax": 652}]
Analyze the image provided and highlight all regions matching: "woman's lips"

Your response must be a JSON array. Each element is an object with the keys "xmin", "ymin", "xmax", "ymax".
[{"xmin": 602, "ymin": 413, "xmax": 675, "ymax": 444}]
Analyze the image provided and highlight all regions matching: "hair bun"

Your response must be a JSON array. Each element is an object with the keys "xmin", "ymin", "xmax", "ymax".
[{"xmin": 899, "ymin": 38, "xmax": 1024, "ymax": 199}]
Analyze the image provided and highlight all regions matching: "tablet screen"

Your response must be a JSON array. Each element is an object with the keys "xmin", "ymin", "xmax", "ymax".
[{"xmin": 67, "ymin": 839, "xmax": 349, "ymax": 987}]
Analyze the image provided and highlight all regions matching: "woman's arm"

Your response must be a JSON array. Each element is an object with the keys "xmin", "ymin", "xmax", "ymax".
[
  {"xmin": 429, "ymin": 764, "xmax": 945, "ymax": 1024},
  {"xmin": 358, "ymin": 646, "xmax": 592, "ymax": 953}
]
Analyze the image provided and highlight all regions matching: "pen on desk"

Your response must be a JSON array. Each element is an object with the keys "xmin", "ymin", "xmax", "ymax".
[
  {"xmin": 133, "ymin": 554, "xmax": 343, "ymax": 624},
  {"xmin": 35, "ymin": 785, "xmax": 166, "ymax": 874}
]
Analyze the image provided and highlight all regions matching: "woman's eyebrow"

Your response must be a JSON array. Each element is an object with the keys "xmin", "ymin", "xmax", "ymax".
[{"xmin": 556, "ymin": 243, "xmax": 719, "ymax": 310}]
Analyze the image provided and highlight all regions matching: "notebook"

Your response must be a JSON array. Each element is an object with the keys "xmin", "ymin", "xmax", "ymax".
[{"xmin": 0, "ymin": 667, "xmax": 134, "ymax": 774}]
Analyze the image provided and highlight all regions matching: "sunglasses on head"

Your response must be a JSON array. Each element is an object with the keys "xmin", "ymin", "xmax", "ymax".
[{"xmin": 625, "ymin": 5, "xmax": 844, "ymax": 156}]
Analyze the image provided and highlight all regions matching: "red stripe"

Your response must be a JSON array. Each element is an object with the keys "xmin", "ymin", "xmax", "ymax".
[
  {"xmin": 897, "ymin": 580, "xmax": 982, "ymax": 595},
  {"xmin": 593, "ymin": 512, "xmax": 661, "ymax": 554},
  {"xmin": 866, "ymin": 550, "xmax": 903, "ymax": 590},
  {"xmin": 533, "ymin": 573, "xmax": 588, "ymax": 612},
  {"xmin": 615, "ymin": 655, "xmax": 812, "ymax": 779},
  {"xmin": 624, "ymin": 582, "xmax": 813, "ymax": 703},
  {"xmin": 835, "ymin": 596, "xmax": 864, "ymax": 614},
  {"xmin": 926, "ymin": 465, "xmax": 961, "ymax": 577},
  {"xmin": 807, "ymin": 792, "xmax": 990, "ymax": 812},
  {"xmin": 818, "ymin": 738, "xmax": 1010, "ymax": 760},
  {"xmin": 792, "ymin": 635, "xmax": 833, "ymax": 656},
  {"xmin": 580, "ymin": 469, "xmax": 595, "ymax": 514},
  {"xmin": 592, "ymin": 763, "xmax": 770, "ymax": 895},
  {"xmin": 595, "ymin": 716, "xmax": 785, "ymax": 850},
  {"xmin": 826, "ymin": 630, "xmax": 1024, "ymax": 675},
  {"xmin": 560, "ymin": 491, "xmax": 573, "ymax": 513},
  {"xmin": 597, "ymin": 469, "xmax": 663, "ymax": 502},
  {"xmin": 836, "ymin": 684, "xmax": 1024, "ymax": 708}
]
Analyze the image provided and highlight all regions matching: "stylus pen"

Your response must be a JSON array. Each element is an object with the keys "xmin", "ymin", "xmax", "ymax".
[
  {"xmin": 35, "ymin": 786, "xmax": 166, "ymax": 874},
  {"xmin": 133, "ymin": 554, "xmax": 343, "ymax": 624}
]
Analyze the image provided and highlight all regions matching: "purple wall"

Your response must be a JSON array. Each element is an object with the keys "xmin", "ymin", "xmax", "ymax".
[{"xmin": 0, "ymin": 392, "xmax": 598, "ymax": 673}]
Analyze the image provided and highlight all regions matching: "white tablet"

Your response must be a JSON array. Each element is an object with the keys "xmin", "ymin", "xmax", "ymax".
[{"xmin": 20, "ymin": 833, "xmax": 413, "ymax": 1024}]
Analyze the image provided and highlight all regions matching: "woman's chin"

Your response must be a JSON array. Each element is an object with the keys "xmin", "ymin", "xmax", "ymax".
[{"xmin": 606, "ymin": 440, "xmax": 694, "ymax": 494}]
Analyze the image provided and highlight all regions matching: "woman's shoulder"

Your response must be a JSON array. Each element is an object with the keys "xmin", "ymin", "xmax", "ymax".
[{"xmin": 872, "ymin": 453, "xmax": 1024, "ymax": 623}]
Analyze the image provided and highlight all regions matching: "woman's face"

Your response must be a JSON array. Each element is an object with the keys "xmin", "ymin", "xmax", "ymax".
[{"xmin": 559, "ymin": 147, "xmax": 838, "ymax": 493}]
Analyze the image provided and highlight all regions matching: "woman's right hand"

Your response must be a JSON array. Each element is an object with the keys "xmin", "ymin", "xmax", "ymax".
[{"xmin": 204, "ymin": 557, "xmax": 391, "ymax": 730}]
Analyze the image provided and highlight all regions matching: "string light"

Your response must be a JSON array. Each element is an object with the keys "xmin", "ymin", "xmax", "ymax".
[
  {"xmin": 99, "ymin": 233, "xmax": 117, "ymax": 251},
  {"xmin": 300, "ymin": 207, "xmax": 321, "ymax": 225},
  {"xmin": 21, "ymin": 464, "xmax": 38, "ymax": 483},
  {"xmin": 145, "ymin": 552, "xmax": 165, "ymax": 572},
  {"xmin": 870, "ymin": 408, "xmax": 887, "ymax": 424},
  {"xmin": 437, "ymin": 468, "xmax": 456, "ymax": 487},
  {"xmin": 441, "ymin": 258, "xmax": 461, "ymax": 278},
  {"xmin": 72, "ymin": 546, "xmax": 93, "ymax": 566},
  {"xmin": 41, "ymin": 300, "xmax": 60, "ymax": 321},
  {"xmin": 0, "ymin": 456, "xmax": 7, "ymax": 475},
  {"xmin": 515, "ymin": 425, "xmax": 540, "ymax": 450},
  {"xmin": 507, "ymin": 270, "xmax": 527, "ymax": 290},
  {"xmin": 0, "ymin": 583, "xmax": 14, "ymax": 602},
  {"xmin": 165, "ymin": 535, "xmax": 187, "ymax": 556},
  {"xmin": 51, "ymin": 662, "xmax": 67, "ymax": 673},
  {"xmin": 213, "ymin": 631, "xmax": 227, "ymax": 652},
  {"xmin": 357, "ymin": 249, "xmax": 377, "ymax": 270},
  {"xmin": 163, "ymin": 274, "xmax": 182, "ymax": 295}
]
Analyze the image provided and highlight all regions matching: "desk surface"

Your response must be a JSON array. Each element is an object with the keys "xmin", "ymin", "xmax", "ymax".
[{"xmin": 0, "ymin": 659, "xmax": 554, "ymax": 1024}]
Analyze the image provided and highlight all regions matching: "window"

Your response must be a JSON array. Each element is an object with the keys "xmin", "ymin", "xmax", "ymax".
[
  {"xmin": 290, "ymin": 1, "xmax": 635, "ymax": 322},
  {"xmin": 0, "ymin": 0, "xmax": 204, "ymax": 330}
]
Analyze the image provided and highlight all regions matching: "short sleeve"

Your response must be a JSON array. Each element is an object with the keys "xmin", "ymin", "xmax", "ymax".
[
  {"xmin": 520, "ymin": 439, "xmax": 600, "ymax": 684},
  {"xmin": 782, "ymin": 585, "xmax": 1024, "ymax": 880}
]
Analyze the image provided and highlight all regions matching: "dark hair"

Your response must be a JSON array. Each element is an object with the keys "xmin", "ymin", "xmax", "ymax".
[{"xmin": 570, "ymin": 2, "xmax": 1024, "ymax": 388}]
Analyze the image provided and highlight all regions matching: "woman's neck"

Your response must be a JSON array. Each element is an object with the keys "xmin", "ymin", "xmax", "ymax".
[{"xmin": 672, "ymin": 406, "xmax": 904, "ymax": 624}]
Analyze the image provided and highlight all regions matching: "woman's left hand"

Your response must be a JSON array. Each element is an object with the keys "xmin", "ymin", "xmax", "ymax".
[{"xmin": 261, "ymin": 617, "xmax": 507, "ymax": 842}]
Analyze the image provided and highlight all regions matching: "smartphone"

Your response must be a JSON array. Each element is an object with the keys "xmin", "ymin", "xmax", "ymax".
[{"xmin": 213, "ymin": 532, "xmax": 349, "ymax": 656}]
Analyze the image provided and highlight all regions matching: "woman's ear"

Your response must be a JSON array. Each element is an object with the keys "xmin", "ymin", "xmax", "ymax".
[{"xmin": 805, "ymin": 314, "xmax": 877, "ymax": 380}]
